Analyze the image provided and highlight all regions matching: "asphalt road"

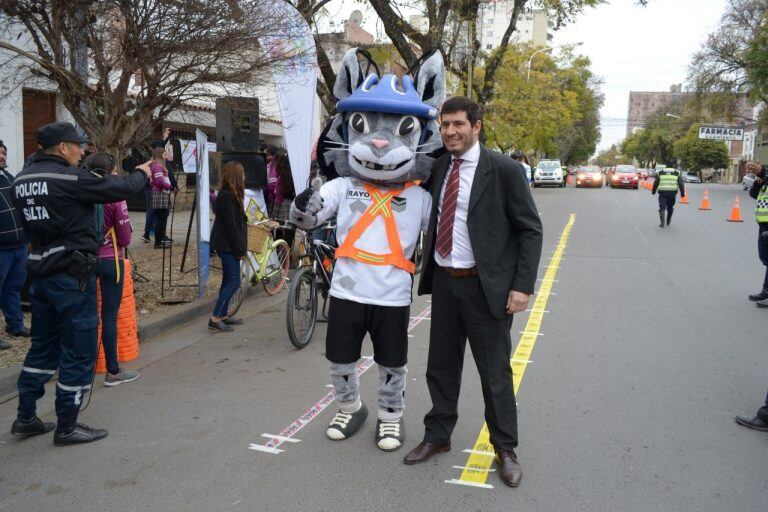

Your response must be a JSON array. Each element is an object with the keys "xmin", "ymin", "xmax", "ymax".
[{"xmin": 0, "ymin": 182, "xmax": 766, "ymax": 511}]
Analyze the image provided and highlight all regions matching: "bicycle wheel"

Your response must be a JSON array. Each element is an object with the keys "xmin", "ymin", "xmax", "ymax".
[
  {"xmin": 285, "ymin": 266, "xmax": 318, "ymax": 349},
  {"xmin": 226, "ymin": 259, "xmax": 251, "ymax": 316},
  {"xmin": 263, "ymin": 239, "xmax": 290, "ymax": 295}
]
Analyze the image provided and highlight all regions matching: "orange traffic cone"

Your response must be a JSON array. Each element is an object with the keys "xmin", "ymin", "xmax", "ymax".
[
  {"xmin": 680, "ymin": 193, "xmax": 689, "ymax": 204},
  {"xmin": 727, "ymin": 195, "xmax": 744, "ymax": 222},
  {"xmin": 699, "ymin": 190, "xmax": 711, "ymax": 211}
]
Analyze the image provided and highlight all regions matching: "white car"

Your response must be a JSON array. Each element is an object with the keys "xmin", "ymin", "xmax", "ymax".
[
  {"xmin": 743, "ymin": 172, "xmax": 756, "ymax": 190},
  {"xmin": 533, "ymin": 159, "xmax": 565, "ymax": 188},
  {"xmin": 683, "ymin": 171, "xmax": 701, "ymax": 183}
]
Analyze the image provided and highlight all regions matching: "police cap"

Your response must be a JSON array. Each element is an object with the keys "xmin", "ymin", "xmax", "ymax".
[{"xmin": 37, "ymin": 122, "xmax": 90, "ymax": 149}]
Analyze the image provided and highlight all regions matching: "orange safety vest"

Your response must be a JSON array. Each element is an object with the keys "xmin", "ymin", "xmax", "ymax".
[{"xmin": 335, "ymin": 182, "xmax": 418, "ymax": 274}]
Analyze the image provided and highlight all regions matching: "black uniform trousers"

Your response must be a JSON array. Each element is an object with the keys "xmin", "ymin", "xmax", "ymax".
[
  {"xmin": 423, "ymin": 267, "xmax": 518, "ymax": 450},
  {"xmin": 17, "ymin": 273, "xmax": 98, "ymax": 433},
  {"xmin": 658, "ymin": 191, "xmax": 676, "ymax": 215}
]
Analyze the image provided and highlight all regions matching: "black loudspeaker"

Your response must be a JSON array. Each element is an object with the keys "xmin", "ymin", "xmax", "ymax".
[
  {"xmin": 215, "ymin": 97, "xmax": 260, "ymax": 151},
  {"xmin": 210, "ymin": 151, "xmax": 267, "ymax": 189}
]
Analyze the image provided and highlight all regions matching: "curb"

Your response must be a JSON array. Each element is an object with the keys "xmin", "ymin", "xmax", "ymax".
[{"xmin": 0, "ymin": 288, "xmax": 256, "ymax": 405}]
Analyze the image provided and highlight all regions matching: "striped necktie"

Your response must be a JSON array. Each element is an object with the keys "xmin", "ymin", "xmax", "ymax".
[{"xmin": 436, "ymin": 158, "xmax": 463, "ymax": 258}]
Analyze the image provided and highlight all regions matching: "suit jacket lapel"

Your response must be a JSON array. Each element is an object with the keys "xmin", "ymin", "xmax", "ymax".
[{"xmin": 468, "ymin": 145, "xmax": 492, "ymax": 214}]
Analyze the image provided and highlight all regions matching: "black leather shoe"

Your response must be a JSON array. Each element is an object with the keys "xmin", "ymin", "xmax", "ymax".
[
  {"xmin": 496, "ymin": 449, "xmax": 523, "ymax": 487},
  {"xmin": 735, "ymin": 415, "xmax": 768, "ymax": 432},
  {"xmin": 7, "ymin": 326, "xmax": 30, "ymax": 337},
  {"xmin": 208, "ymin": 319, "xmax": 234, "ymax": 332},
  {"xmin": 0, "ymin": 339, "xmax": 10, "ymax": 350},
  {"xmin": 748, "ymin": 291, "xmax": 768, "ymax": 301},
  {"xmin": 53, "ymin": 423, "xmax": 108, "ymax": 446},
  {"xmin": 223, "ymin": 317, "xmax": 244, "ymax": 326},
  {"xmin": 11, "ymin": 417, "xmax": 55, "ymax": 437},
  {"xmin": 403, "ymin": 441, "xmax": 451, "ymax": 465}
]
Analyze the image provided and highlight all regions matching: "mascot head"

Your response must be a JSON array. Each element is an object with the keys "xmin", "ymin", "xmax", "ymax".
[{"xmin": 319, "ymin": 48, "xmax": 446, "ymax": 185}]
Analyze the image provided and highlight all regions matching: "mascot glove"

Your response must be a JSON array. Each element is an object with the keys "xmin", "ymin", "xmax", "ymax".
[{"xmin": 289, "ymin": 178, "xmax": 324, "ymax": 229}]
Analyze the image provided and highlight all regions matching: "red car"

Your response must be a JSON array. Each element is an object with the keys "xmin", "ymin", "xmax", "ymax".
[
  {"xmin": 610, "ymin": 165, "xmax": 639, "ymax": 189},
  {"xmin": 638, "ymin": 168, "xmax": 649, "ymax": 179},
  {"xmin": 575, "ymin": 166, "xmax": 603, "ymax": 188}
]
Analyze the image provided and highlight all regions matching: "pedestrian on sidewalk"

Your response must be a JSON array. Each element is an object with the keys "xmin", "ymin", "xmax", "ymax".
[
  {"xmin": 747, "ymin": 163, "xmax": 768, "ymax": 307},
  {"xmin": 0, "ymin": 141, "xmax": 30, "ymax": 351},
  {"xmin": 735, "ymin": 390, "xmax": 768, "ymax": 431},
  {"xmin": 84, "ymin": 153, "xmax": 140, "ymax": 387},
  {"xmin": 403, "ymin": 97, "xmax": 543, "ymax": 488},
  {"xmin": 273, "ymin": 149, "xmax": 296, "ymax": 250},
  {"xmin": 652, "ymin": 167, "xmax": 685, "ymax": 228},
  {"xmin": 265, "ymin": 146, "xmax": 279, "ymax": 217},
  {"xmin": 149, "ymin": 147, "xmax": 172, "ymax": 249},
  {"xmin": 209, "ymin": 161, "xmax": 247, "ymax": 333},
  {"xmin": 10, "ymin": 122, "xmax": 151, "ymax": 445}
]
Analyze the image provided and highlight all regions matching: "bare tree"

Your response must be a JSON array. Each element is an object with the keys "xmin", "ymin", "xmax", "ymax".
[
  {"xmin": 0, "ymin": 0, "xmax": 309, "ymax": 158},
  {"xmin": 688, "ymin": 0, "xmax": 768, "ymax": 114}
]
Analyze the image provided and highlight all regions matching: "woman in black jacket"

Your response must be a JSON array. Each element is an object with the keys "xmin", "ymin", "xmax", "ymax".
[{"xmin": 209, "ymin": 161, "xmax": 248, "ymax": 332}]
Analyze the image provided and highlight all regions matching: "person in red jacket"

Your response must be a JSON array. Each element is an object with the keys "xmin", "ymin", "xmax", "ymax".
[{"xmin": 85, "ymin": 153, "xmax": 140, "ymax": 386}]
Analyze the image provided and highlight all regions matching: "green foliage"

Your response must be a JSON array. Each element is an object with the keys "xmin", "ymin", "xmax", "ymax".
[
  {"xmin": 673, "ymin": 124, "xmax": 730, "ymax": 173},
  {"xmin": 745, "ymin": 21, "xmax": 768, "ymax": 106},
  {"xmin": 481, "ymin": 44, "xmax": 602, "ymax": 162},
  {"xmin": 593, "ymin": 144, "xmax": 630, "ymax": 167}
]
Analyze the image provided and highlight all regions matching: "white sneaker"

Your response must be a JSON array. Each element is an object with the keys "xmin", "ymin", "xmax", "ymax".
[
  {"xmin": 104, "ymin": 368, "xmax": 140, "ymax": 387},
  {"xmin": 376, "ymin": 418, "xmax": 404, "ymax": 451},
  {"xmin": 326, "ymin": 403, "xmax": 368, "ymax": 440}
]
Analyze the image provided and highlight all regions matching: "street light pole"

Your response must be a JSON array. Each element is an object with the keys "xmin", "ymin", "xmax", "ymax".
[{"xmin": 526, "ymin": 42, "xmax": 582, "ymax": 81}]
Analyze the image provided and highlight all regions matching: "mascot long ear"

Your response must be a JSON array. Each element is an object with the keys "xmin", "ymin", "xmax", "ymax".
[
  {"xmin": 333, "ymin": 48, "xmax": 380, "ymax": 101},
  {"xmin": 410, "ymin": 49, "xmax": 446, "ymax": 110}
]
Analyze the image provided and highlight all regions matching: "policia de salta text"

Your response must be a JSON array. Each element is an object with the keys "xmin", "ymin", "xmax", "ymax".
[
  {"xmin": 10, "ymin": 122, "xmax": 151, "ymax": 446},
  {"xmin": 652, "ymin": 168, "xmax": 685, "ymax": 228}
]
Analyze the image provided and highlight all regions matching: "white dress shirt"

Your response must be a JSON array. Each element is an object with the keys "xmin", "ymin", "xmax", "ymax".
[{"xmin": 434, "ymin": 140, "xmax": 480, "ymax": 268}]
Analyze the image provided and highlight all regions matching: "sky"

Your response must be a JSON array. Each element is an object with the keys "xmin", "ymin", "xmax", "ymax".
[{"xmin": 316, "ymin": 0, "xmax": 730, "ymax": 153}]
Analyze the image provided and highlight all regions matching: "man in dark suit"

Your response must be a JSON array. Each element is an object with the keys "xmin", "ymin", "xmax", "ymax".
[{"xmin": 403, "ymin": 96, "xmax": 543, "ymax": 488}]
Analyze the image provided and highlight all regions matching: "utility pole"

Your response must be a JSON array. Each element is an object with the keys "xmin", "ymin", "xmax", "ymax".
[{"xmin": 467, "ymin": 18, "xmax": 474, "ymax": 100}]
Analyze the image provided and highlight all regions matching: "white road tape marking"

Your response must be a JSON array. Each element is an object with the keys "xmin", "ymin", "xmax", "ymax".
[
  {"xmin": 261, "ymin": 434, "xmax": 301, "ymax": 443},
  {"xmin": 444, "ymin": 479, "xmax": 494, "ymax": 489},
  {"xmin": 248, "ymin": 444, "xmax": 284, "ymax": 454},
  {"xmin": 462, "ymin": 449, "xmax": 497, "ymax": 456},
  {"xmin": 452, "ymin": 466, "xmax": 496, "ymax": 472}
]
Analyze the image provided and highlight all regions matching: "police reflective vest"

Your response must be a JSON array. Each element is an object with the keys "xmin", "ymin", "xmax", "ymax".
[
  {"xmin": 335, "ymin": 182, "xmax": 418, "ymax": 274},
  {"xmin": 756, "ymin": 182, "xmax": 768, "ymax": 223},
  {"xmin": 658, "ymin": 170, "xmax": 680, "ymax": 192}
]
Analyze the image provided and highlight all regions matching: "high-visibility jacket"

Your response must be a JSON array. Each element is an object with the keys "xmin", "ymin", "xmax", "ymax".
[
  {"xmin": 335, "ymin": 182, "xmax": 418, "ymax": 273},
  {"xmin": 756, "ymin": 182, "xmax": 768, "ymax": 223},
  {"xmin": 657, "ymin": 170, "xmax": 680, "ymax": 192}
]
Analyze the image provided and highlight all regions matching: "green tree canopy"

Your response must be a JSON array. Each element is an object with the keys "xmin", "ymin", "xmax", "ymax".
[{"xmin": 673, "ymin": 124, "xmax": 730, "ymax": 174}]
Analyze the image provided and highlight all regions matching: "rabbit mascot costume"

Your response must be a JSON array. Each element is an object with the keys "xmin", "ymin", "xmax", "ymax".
[{"xmin": 290, "ymin": 48, "xmax": 445, "ymax": 451}]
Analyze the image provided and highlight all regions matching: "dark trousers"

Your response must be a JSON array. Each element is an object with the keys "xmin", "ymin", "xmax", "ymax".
[
  {"xmin": 153, "ymin": 208, "xmax": 169, "ymax": 246},
  {"xmin": 0, "ymin": 245, "xmax": 27, "ymax": 333},
  {"xmin": 658, "ymin": 191, "xmax": 676, "ymax": 215},
  {"xmin": 144, "ymin": 188, "xmax": 155, "ymax": 236},
  {"xmin": 423, "ymin": 267, "xmax": 518, "ymax": 450},
  {"xmin": 17, "ymin": 273, "xmax": 98, "ymax": 433},
  {"xmin": 758, "ymin": 224, "xmax": 768, "ymax": 291},
  {"xmin": 99, "ymin": 259, "xmax": 124, "ymax": 374},
  {"xmin": 213, "ymin": 252, "xmax": 240, "ymax": 318}
]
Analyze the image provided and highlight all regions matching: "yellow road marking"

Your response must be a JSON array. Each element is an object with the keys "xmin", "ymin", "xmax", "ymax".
[{"xmin": 453, "ymin": 213, "xmax": 575, "ymax": 488}]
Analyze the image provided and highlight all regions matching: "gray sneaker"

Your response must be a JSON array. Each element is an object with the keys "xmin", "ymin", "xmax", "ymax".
[{"xmin": 104, "ymin": 368, "xmax": 140, "ymax": 387}]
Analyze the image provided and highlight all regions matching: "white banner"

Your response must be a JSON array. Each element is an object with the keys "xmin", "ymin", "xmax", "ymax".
[
  {"xmin": 196, "ymin": 129, "xmax": 212, "ymax": 298},
  {"xmin": 180, "ymin": 139, "xmax": 217, "ymax": 174},
  {"xmin": 258, "ymin": 3, "xmax": 317, "ymax": 193}
]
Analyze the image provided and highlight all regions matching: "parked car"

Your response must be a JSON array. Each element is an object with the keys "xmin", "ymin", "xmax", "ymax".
[
  {"xmin": 743, "ymin": 172, "xmax": 756, "ymax": 190},
  {"xmin": 683, "ymin": 171, "xmax": 701, "ymax": 183},
  {"xmin": 609, "ymin": 165, "xmax": 639, "ymax": 189},
  {"xmin": 575, "ymin": 165, "xmax": 603, "ymax": 188},
  {"xmin": 533, "ymin": 159, "xmax": 565, "ymax": 188}
]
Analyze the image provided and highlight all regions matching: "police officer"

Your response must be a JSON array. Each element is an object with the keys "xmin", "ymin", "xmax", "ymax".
[
  {"xmin": 652, "ymin": 167, "xmax": 685, "ymax": 228},
  {"xmin": 747, "ymin": 163, "xmax": 768, "ymax": 307},
  {"xmin": 9, "ymin": 122, "xmax": 151, "ymax": 445}
]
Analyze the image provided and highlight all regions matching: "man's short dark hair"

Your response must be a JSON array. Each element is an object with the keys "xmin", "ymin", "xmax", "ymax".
[
  {"xmin": 440, "ymin": 96, "xmax": 483, "ymax": 126},
  {"xmin": 0, "ymin": 140, "xmax": 6, "ymax": 152}
]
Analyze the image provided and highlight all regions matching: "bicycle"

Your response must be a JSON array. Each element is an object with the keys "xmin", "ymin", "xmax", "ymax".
[
  {"xmin": 226, "ymin": 219, "xmax": 291, "ymax": 317},
  {"xmin": 285, "ymin": 222, "xmax": 336, "ymax": 349}
]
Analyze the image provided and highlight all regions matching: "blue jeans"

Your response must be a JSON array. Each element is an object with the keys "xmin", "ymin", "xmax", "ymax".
[
  {"xmin": 213, "ymin": 252, "xmax": 240, "ymax": 318},
  {"xmin": 144, "ymin": 188, "xmax": 155, "ymax": 236},
  {"xmin": 99, "ymin": 259, "xmax": 124, "ymax": 374},
  {"xmin": 0, "ymin": 245, "xmax": 28, "ymax": 333},
  {"xmin": 17, "ymin": 273, "xmax": 98, "ymax": 433}
]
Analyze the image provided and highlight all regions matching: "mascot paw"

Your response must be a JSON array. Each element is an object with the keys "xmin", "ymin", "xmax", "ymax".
[
  {"xmin": 376, "ymin": 418, "xmax": 404, "ymax": 451},
  {"xmin": 290, "ymin": 177, "xmax": 324, "ymax": 229},
  {"xmin": 326, "ymin": 403, "xmax": 368, "ymax": 441}
]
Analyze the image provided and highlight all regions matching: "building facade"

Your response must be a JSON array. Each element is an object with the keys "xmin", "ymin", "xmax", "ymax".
[{"xmin": 477, "ymin": 5, "xmax": 553, "ymax": 51}]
